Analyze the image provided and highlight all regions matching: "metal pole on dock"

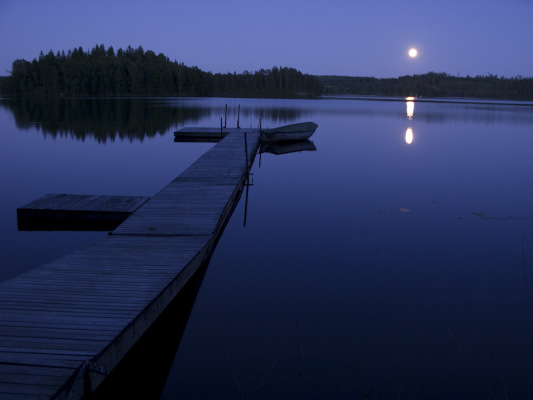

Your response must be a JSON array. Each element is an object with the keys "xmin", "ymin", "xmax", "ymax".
[
  {"xmin": 244, "ymin": 131, "xmax": 249, "ymax": 170},
  {"xmin": 220, "ymin": 117, "xmax": 223, "ymax": 133},
  {"xmin": 224, "ymin": 104, "xmax": 227, "ymax": 128},
  {"xmin": 258, "ymin": 119, "xmax": 262, "ymax": 169},
  {"xmin": 237, "ymin": 104, "xmax": 240, "ymax": 129},
  {"xmin": 243, "ymin": 131, "xmax": 250, "ymax": 227}
]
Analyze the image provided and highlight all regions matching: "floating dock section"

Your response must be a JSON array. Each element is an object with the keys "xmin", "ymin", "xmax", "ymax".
[
  {"xmin": 0, "ymin": 131, "xmax": 260, "ymax": 399},
  {"xmin": 17, "ymin": 194, "xmax": 150, "ymax": 231}
]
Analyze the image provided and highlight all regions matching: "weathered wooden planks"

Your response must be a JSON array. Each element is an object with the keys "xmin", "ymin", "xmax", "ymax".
[
  {"xmin": 0, "ymin": 132, "xmax": 260, "ymax": 400},
  {"xmin": 175, "ymin": 127, "xmax": 259, "ymax": 135},
  {"xmin": 18, "ymin": 194, "xmax": 150, "ymax": 213},
  {"xmin": 17, "ymin": 194, "xmax": 150, "ymax": 231},
  {"xmin": 174, "ymin": 127, "xmax": 259, "ymax": 142}
]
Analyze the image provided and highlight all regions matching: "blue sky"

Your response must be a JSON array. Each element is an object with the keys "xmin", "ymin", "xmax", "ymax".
[{"xmin": 0, "ymin": 0, "xmax": 531, "ymax": 78}]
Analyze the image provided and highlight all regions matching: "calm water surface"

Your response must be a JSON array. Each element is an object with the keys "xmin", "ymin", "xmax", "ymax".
[{"xmin": 1, "ymin": 97, "xmax": 533, "ymax": 399}]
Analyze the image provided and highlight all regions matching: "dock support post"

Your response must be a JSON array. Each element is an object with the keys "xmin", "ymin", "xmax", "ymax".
[
  {"xmin": 220, "ymin": 117, "xmax": 223, "ymax": 133},
  {"xmin": 244, "ymin": 131, "xmax": 249, "ymax": 170},
  {"xmin": 243, "ymin": 131, "xmax": 250, "ymax": 227},
  {"xmin": 237, "ymin": 105, "xmax": 240, "ymax": 129}
]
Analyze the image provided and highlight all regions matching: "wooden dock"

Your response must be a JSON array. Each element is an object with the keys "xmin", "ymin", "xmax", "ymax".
[
  {"xmin": 0, "ymin": 131, "xmax": 260, "ymax": 399},
  {"xmin": 174, "ymin": 127, "xmax": 259, "ymax": 142},
  {"xmin": 17, "ymin": 194, "xmax": 150, "ymax": 231}
]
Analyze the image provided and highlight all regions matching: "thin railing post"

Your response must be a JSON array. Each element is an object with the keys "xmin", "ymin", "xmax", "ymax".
[
  {"xmin": 243, "ymin": 131, "xmax": 250, "ymax": 227},
  {"xmin": 244, "ymin": 131, "xmax": 249, "ymax": 170}
]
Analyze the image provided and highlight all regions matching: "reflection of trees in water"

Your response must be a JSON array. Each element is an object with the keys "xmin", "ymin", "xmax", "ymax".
[
  {"xmin": 0, "ymin": 98, "xmax": 315, "ymax": 141},
  {"xmin": 216, "ymin": 106, "xmax": 310, "ymax": 125},
  {"xmin": 252, "ymin": 107, "xmax": 311, "ymax": 124},
  {"xmin": 0, "ymin": 98, "xmax": 209, "ymax": 143},
  {"xmin": 3, "ymin": 98, "xmax": 530, "ymax": 141}
]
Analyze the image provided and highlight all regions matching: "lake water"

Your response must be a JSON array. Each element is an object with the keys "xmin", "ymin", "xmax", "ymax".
[{"xmin": 1, "ymin": 97, "xmax": 533, "ymax": 399}]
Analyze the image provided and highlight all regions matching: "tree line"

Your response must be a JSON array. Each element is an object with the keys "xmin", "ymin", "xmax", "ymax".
[
  {"xmin": 319, "ymin": 72, "xmax": 533, "ymax": 100},
  {"xmin": 0, "ymin": 45, "xmax": 323, "ymax": 98},
  {"xmin": 1, "ymin": 45, "xmax": 531, "ymax": 100}
]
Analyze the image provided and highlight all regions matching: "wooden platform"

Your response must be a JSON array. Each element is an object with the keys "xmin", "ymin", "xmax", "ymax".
[
  {"xmin": 174, "ymin": 127, "xmax": 259, "ymax": 142},
  {"xmin": 0, "ymin": 132, "xmax": 260, "ymax": 399},
  {"xmin": 17, "ymin": 194, "xmax": 150, "ymax": 231}
]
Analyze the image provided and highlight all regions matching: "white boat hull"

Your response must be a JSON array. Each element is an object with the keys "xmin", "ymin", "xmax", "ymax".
[{"xmin": 260, "ymin": 122, "xmax": 318, "ymax": 142}]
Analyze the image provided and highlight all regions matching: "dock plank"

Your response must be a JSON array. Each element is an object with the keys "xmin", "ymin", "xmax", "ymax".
[
  {"xmin": 174, "ymin": 127, "xmax": 259, "ymax": 142},
  {"xmin": 0, "ymin": 382, "xmax": 57, "ymax": 399}
]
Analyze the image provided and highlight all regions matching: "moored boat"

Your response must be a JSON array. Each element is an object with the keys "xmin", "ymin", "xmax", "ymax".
[{"xmin": 260, "ymin": 122, "xmax": 318, "ymax": 142}]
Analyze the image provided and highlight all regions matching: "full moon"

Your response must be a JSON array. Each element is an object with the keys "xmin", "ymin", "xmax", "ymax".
[{"xmin": 409, "ymin": 48, "xmax": 418, "ymax": 58}]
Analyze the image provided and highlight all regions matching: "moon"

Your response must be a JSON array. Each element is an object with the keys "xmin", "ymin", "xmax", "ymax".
[{"xmin": 409, "ymin": 48, "xmax": 418, "ymax": 58}]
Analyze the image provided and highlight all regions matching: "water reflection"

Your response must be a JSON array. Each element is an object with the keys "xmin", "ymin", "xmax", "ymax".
[
  {"xmin": 0, "ymin": 97, "xmax": 208, "ymax": 142},
  {"xmin": 405, "ymin": 127, "xmax": 414, "ymax": 144},
  {"xmin": 233, "ymin": 106, "xmax": 307, "ymax": 124},
  {"xmin": 405, "ymin": 97, "xmax": 415, "ymax": 144},
  {"xmin": 3, "ymin": 97, "xmax": 533, "ymax": 398},
  {"xmin": 320, "ymin": 97, "xmax": 533, "ymax": 125},
  {"xmin": 0, "ymin": 98, "xmax": 311, "ymax": 142},
  {"xmin": 89, "ymin": 259, "xmax": 210, "ymax": 400},
  {"xmin": 406, "ymin": 97, "xmax": 415, "ymax": 120},
  {"xmin": 258, "ymin": 140, "xmax": 317, "ymax": 170},
  {"xmin": 259, "ymin": 139, "xmax": 317, "ymax": 155}
]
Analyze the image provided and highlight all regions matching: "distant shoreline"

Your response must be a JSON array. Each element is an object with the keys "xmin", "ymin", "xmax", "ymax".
[
  {"xmin": 2, "ymin": 94, "xmax": 533, "ymax": 107},
  {"xmin": 320, "ymin": 95, "xmax": 533, "ymax": 107}
]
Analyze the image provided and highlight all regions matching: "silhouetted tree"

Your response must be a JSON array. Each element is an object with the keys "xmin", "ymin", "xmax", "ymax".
[
  {"xmin": 318, "ymin": 72, "xmax": 533, "ymax": 100},
  {"xmin": 1, "ymin": 45, "xmax": 324, "ymax": 98}
]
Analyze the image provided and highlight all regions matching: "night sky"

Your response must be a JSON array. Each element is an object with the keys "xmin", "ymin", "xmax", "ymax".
[{"xmin": 0, "ymin": 0, "xmax": 531, "ymax": 78}]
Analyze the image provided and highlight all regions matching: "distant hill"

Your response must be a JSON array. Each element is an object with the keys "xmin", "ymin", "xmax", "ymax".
[{"xmin": 318, "ymin": 73, "xmax": 533, "ymax": 100}]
